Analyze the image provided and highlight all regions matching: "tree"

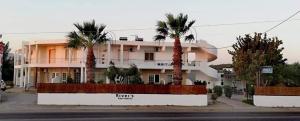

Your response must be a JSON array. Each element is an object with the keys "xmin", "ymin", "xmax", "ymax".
[
  {"xmin": 67, "ymin": 20, "xmax": 108, "ymax": 83},
  {"xmin": 154, "ymin": 13, "xmax": 195, "ymax": 85},
  {"xmin": 280, "ymin": 63, "xmax": 300, "ymax": 87},
  {"xmin": 105, "ymin": 62, "xmax": 142, "ymax": 84},
  {"xmin": 228, "ymin": 33, "xmax": 287, "ymax": 86},
  {"xmin": 2, "ymin": 42, "xmax": 14, "ymax": 82}
]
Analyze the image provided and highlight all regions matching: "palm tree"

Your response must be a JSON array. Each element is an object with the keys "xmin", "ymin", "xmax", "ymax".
[
  {"xmin": 154, "ymin": 13, "xmax": 195, "ymax": 85},
  {"xmin": 67, "ymin": 20, "xmax": 108, "ymax": 83}
]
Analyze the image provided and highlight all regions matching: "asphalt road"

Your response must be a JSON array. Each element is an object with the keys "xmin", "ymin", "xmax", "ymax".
[{"xmin": 0, "ymin": 112, "xmax": 299, "ymax": 121}]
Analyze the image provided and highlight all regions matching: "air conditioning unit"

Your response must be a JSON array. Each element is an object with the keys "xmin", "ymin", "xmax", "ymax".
[
  {"xmin": 135, "ymin": 37, "xmax": 143, "ymax": 41},
  {"xmin": 119, "ymin": 37, "xmax": 128, "ymax": 41}
]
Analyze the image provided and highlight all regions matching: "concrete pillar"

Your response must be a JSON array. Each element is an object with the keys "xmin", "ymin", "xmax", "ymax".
[
  {"xmin": 28, "ymin": 43, "xmax": 31, "ymax": 64},
  {"xmin": 35, "ymin": 43, "xmax": 38, "ymax": 63},
  {"xmin": 80, "ymin": 48, "xmax": 84, "ymax": 83},
  {"xmin": 13, "ymin": 69, "xmax": 16, "ymax": 86},
  {"xmin": 107, "ymin": 42, "xmax": 111, "ymax": 64},
  {"xmin": 27, "ymin": 67, "xmax": 30, "ymax": 86},
  {"xmin": 120, "ymin": 44, "xmax": 123, "ymax": 65}
]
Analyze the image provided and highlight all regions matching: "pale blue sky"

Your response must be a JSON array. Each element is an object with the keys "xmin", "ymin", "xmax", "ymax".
[{"xmin": 0, "ymin": 0, "xmax": 299, "ymax": 64}]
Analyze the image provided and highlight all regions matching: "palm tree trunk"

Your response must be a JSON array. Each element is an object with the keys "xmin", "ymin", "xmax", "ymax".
[
  {"xmin": 86, "ymin": 47, "xmax": 95, "ymax": 83},
  {"xmin": 173, "ymin": 37, "xmax": 183, "ymax": 85}
]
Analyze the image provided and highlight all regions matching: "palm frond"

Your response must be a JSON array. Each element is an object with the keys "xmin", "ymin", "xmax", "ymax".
[
  {"xmin": 67, "ymin": 31, "xmax": 83, "ymax": 48},
  {"xmin": 184, "ymin": 34, "xmax": 194, "ymax": 42},
  {"xmin": 154, "ymin": 35, "xmax": 166, "ymax": 41},
  {"xmin": 68, "ymin": 20, "xmax": 109, "ymax": 48}
]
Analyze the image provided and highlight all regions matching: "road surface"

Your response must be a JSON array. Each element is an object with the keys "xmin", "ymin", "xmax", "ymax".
[{"xmin": 0, "ymin": 112, "xmax": 299, "ymax": 121}]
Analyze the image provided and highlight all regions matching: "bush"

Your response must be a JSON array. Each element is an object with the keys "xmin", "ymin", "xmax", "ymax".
[
  {"xmin": 224, "ymin": 85, "xmax": 232, "ymax": 98},
  {"xmin": 207, "ymin": 88, "xmax": 213, "ymax": 93},
  {"xmin": 67, "ymin": 76, "xmax": 74, "ymax": 83},
  {"xmin": 211, "ymin": 93, "xmax": 218, "ymax": 103},
  {"xmin": 242, "ymin": 99, "xmax": 254, "ymax": 105},
  {"xmin": 213, "ymin": 86, "xmax": 223, "ymax": 97}
]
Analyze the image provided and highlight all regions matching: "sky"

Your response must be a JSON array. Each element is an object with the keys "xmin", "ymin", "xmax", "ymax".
[{"xmin": 0, "ymin": 0, "xmax": 299, "ymax": 64}]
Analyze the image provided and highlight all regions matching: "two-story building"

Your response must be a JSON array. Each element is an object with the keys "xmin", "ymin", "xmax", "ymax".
[{"xmin": 13, "ymin": 39, "xmax": 218, "ymax": 88}]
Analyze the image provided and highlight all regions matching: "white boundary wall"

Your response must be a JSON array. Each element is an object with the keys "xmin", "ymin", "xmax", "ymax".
[
  {"xmin": 38, "ymin": 93, "xmax": 207, "ymax": 106},
  {"xmin": 254, "ymin": 95, "xmax": 300, "ymax": 107}
]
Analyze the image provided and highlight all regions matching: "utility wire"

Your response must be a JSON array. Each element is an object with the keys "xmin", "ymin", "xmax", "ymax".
[
  {"xmin": 264, "ymin": 10, "xmax": 300, "ymax": 33},
  {"xmin": 2, "ymin": 18, "xmax": 300, "ymax": 35},
  {"xmin": 1, "ymin": 15, "xmax": 300, "ymax": 50},
  {"xmin": 199, "ymin": 10, "xmax": 300, "ymax": 50}
]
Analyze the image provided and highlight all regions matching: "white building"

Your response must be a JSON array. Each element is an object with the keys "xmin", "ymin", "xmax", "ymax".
[{"xmin": 13, "ymin": 39, "xmax": 218, "ymax": 88}]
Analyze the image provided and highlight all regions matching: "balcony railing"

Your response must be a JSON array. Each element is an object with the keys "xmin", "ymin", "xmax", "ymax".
[
  {"xmin": 103, "ymin": 59, "xmax": 202, "ymax": 68},
  {"xmin": 24, "ymin": 58, "xmax": 82, "ymax": 64},
  {"xmin": 20, "ymin": 57, "xmax": 204, "ymax": 68}
]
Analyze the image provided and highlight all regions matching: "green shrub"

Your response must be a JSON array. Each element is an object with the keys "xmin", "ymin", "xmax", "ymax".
[
  {"xmin": 67, "ymin": 76, "xmax": 74, "ymax": 83},
  {"xmin": 213, "ymin": 85, "xmax": 223, "ymax": 97},
  {"xmin": 207, "ymin": 88, "xmax": 213, "ymax": 93},
  {"xmin": 211, "ymin": 93, "xmax": 218, "ymax": 103},
  {"xmin": 242, "ymin": 99, "xmax": 254, "ymax": 105},
  {"xmin": 224, "ymin": 85, "xmax": 232, "ymax": 98},
  {"xmin": 96, "ymin": 79, "xmax": 105, "ymax": 84}
]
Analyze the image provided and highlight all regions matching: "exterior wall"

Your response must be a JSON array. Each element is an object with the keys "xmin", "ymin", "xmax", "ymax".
[
  {"xmin": 38, "ymin": 93, "xmax": 207, "ymax": 106},
  {"xmin": 254, "ymin": 95, "xmax": 300, "ymax": 107},
  {"xmin": 14, "ymin": 40, "xmax": 218, "ymax": 87}
]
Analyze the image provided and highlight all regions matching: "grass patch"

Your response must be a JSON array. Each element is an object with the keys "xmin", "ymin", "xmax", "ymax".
[{"xmin": 242, "ymin": 99, "xmax": 254, "ymax": 105}]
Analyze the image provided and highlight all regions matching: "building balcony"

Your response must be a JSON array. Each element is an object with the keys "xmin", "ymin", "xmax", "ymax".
[
  {"xmin": 96, "ymin": 59, "xmax": 204, "ymax": 70},
  {"xmin": 21, "ymin": 58, "xmax": 83, "ymax": 67}
]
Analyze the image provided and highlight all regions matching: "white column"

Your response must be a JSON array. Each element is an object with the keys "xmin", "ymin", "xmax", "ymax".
[
  {"xmin": 120, "ymin": 44, "xmax": 123, "ymax": 65},
  {"xmin": 107, "ymin": 42, "xmax": 111, "ymax": 64},
  {"xmin": 13, "ymin": 69, "xmax": 16, "ymax": 86},
  {"xmin": 27, "ymin": 67, "xmax": 30, "ymax": 86},
  {"xmin": 80, "ymin": 48, "xmax": 84, "ymax": 83},
  {"xmin": 20, "ymin": 44, "xmax": 25, "ymax": 87},
  {"xmin": 35, "ymin": 43, "xmax": 38, "ymax": 64},
  {"xmin": 28, "ymin": 43, "xmax": 31, "ymax": 64}
]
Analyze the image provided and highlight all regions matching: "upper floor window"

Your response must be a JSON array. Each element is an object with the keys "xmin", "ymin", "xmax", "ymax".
[{"xmin": 145, "ymin": 53, "xmax": 154, "ymax": 61}]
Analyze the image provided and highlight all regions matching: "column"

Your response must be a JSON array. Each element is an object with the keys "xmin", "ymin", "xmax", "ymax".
[
  {"xmin": 80, "ymin": 48, "xmax": 84, "ymax": 83},
  {"xmin": 35, "ymin": 43, "xmax": 38, "ymax": 63},
  {"xmin": 107, "ymin": 41, "xmax": 111, "ymax": 64},
  {"xmin": 120, "ymin": 44, "xmax": 123, "ymax": 65},
  {"xmin": 27, "ymin": 67, "xmax": 30, "ymax": 86},
  {"xmin": 28, "ymin": 43, "xmax": 31, "ymax": 64}
]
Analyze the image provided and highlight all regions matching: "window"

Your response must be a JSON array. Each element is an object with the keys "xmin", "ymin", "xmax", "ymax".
[
  {"xmin": 149, "ymin": 74, "xmax": 159, "ymax": 84},
  {"xmin": 62, "ymin": 73, "xmax": 67, "ymax": 81},
  {"xmin": 145, "ymin": 53, "xmax": 154, "ymax": 61},
  {"xmin": 52, "ymin": 72, "xmax": 59, "ymax": 79}
]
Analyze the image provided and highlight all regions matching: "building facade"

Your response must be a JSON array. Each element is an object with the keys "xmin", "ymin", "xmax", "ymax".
[{"xmin": 13, "ymin": 39, "xmax": 218, "ymax": 88}]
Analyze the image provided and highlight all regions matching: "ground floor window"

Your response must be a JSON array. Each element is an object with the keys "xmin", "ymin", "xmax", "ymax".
[
  {"xmin": 62, "ymin": 73, "xmax": 67, "ymax": 81},
  {"xmin": 149, "ymin": 74, "xmax": 160, "ymax": 84}
]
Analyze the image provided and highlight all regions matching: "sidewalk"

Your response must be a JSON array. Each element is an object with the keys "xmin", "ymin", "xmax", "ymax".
[{"xmin": 1, "ymin": 88, "xmax": 300, "ymax": 113}]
